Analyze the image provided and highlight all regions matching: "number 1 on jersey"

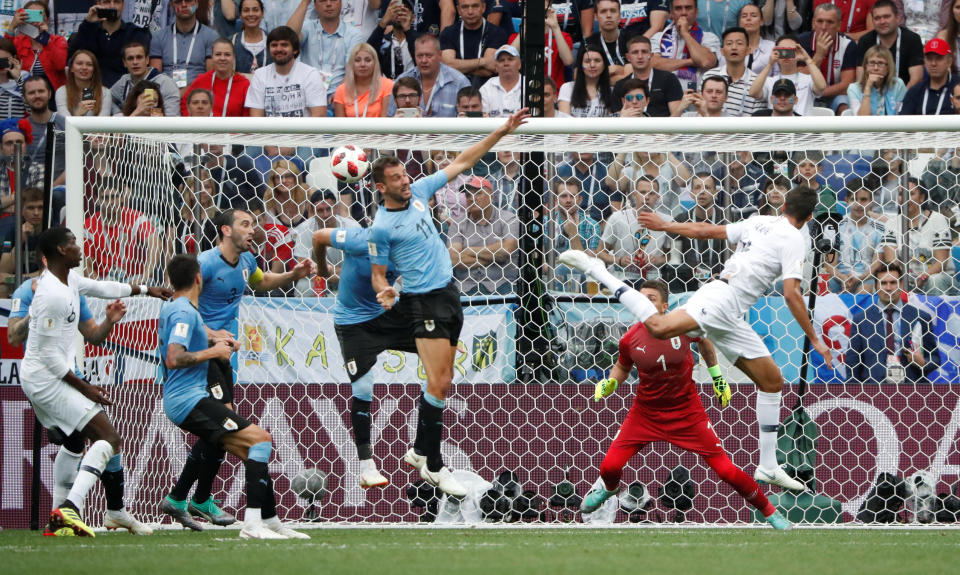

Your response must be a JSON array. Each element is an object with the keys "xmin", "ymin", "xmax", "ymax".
[{"xmin": 657, "ymin": 354, "xmax": 666, "ymax": 371}]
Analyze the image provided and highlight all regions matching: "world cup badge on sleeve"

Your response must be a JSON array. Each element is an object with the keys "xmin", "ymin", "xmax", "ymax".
[{"xmin": 424, "ymin": 319, "xmax": 435, "ymax": 332}]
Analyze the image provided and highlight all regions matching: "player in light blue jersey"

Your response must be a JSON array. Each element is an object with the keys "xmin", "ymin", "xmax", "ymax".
[
  {"xmin": 159, "ymin": 254, "xmax": 307, "ymax": 540},
  {"xmin": 163, "ymin": 208, "xmax": 315, "ymax": 530},
  {"xmin": 368, "ymin": 108, "xmax": 530, "ymax": 497},
  {"xmin": 314, "ymin": 227, "xmax": 417, "ymax": 488}
]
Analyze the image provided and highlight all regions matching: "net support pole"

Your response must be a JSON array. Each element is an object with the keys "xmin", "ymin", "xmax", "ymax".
[
  {"xmin": 42, "ymin": 122, "xmax": 55, "ymax": 229},
  {"xmin": 64, "ymin": 119, "xmax": 86, "ymax": 378}
]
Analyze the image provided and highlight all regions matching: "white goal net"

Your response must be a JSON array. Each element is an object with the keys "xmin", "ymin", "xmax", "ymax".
[{"xmin": 17, "ymin": 116, "xmax": 960, "ymax": 527}]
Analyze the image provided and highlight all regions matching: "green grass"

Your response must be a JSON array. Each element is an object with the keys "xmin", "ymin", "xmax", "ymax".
[{"xmin": 3, "ymin": 527, "xmax": 958, "ymax": 575}]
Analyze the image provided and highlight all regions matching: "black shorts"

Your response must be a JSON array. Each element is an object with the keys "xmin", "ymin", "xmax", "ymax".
[
  {"xmin": 206, "ymin": 357, "xmax": 234, "ymax": 404},
  {"xmin": 179, "ymin": 397, "xmax": 251, "ymax": 447},
  {"xmin": 399, "ymin": 280, "xmax": 463, "ymax": 345},
  {"xmin": 335, "ymin": 308, "xmax": 418, "ymax": 382}
]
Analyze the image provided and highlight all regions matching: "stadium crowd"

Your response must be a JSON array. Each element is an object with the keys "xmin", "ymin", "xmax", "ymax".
[{"xmin": 0, "ymin": 0, "xmax": 959, "ymax": 305}]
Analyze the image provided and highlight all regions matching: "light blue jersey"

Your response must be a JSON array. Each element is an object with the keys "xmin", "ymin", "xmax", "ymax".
[
  {"xmin": 10, "ymin": 278, "xmax": 93, "ymax": 322},
  {"xmin": 158, "ymin": 296, "xmax": 210, "ymax": 425},
  {"xmin": 330, "ymin": 228, "xmax": 399, "ymax": 325},
  {"xmin": 369, "ymin": 171, "xmax": 450, "ymax": 294},
  {"xmin": 197, "ymin": 247, "xmax": 261, "ymax": 336}
]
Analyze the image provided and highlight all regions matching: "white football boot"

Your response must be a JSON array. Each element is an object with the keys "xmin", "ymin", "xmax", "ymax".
[
  {"xmin": 754, "ymin": 465, "xmax": 806, "ymax": 492},
  {"xmin": 421, "ymin": 466, "xmax": 467, "ymax": 498},
  {"xmin": 359, "ymin": 459, "xmax": 389, "ymax": 488},
  {"xmin": 239, "ymin": 521, "xmax": 288, "ymax": 540},
  {"xmin": 263, "ymin": 517, "xmax": 310, "ymax": 539},
  {"xmin": 403, "ymin": 448, "xmax": 427, "ymax": 470},
  {"xmin": 103, "ymin": 509, "xmax": 154, "ymax": 535}
]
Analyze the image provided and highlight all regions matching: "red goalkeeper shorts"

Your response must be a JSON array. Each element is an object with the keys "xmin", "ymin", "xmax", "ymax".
[{"xmin": 610, "ymin": 406, "xmax": 725, "ymax": 459}]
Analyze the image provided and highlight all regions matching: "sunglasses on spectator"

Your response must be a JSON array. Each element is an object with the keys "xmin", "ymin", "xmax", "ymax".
[{"xmin": 624, "ymin": 93, "xmax": 644, "ymax": 102}]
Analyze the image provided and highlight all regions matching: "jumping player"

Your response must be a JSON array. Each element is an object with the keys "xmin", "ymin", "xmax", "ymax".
[
  {"xmin": 561, "ymin": 185, "xmax": 832, "ymax": 492},
  {"xmin": 579, "ymin": 280, "xmax": 791, "ymax": 530},
  {"xmin": 369, "ymin": 108, "xmax": 530, "ymax": 497},
  {"xmin": 313, "ymin": 227, "xmax": 417, "ymax": 488}
]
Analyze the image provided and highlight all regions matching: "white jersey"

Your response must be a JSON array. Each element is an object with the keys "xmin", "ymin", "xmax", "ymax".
[
  {"xmin": 721, "ymin": 215, "xmax": 806, "ymax": 311},
  {"xmin": 21, "ymin": 270, "xmax": 130, "ymax": 385}
]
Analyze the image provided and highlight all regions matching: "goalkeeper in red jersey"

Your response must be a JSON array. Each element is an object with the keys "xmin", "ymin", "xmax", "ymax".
[{"xmin": 580, "ymin": 280, "xmax": 791, "ymax": 530}]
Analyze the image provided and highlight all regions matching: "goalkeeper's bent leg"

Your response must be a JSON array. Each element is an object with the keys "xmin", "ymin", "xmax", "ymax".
[
  {"xmin": 599, "ymin": 437, "xmax": 644, "ymax": 492},
  {"xmin": 705, "ymin": 453, "xmax": 776, "ymax": 518}
]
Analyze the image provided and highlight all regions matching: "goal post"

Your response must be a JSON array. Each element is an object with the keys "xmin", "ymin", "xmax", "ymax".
[{"xmin": 54, "ymin": 115, "xmax": 960, "ymax": 527}]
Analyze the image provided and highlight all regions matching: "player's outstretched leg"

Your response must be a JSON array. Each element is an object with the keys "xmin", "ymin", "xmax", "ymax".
[
  {"xmin": 351, "ymin": 372, "xmax": 388, "ymax": 488},
  {"xmin": 162, "ymin": 441, "xmax": 206, "ymax": 531},
  {"xmin": 581, "ymin": 434, "xmax": 644, "ymax": 513},
  {"xmin": 705, "ymin": 453, "xmax": 792, "ymax": 530},
  {"xmin": 558, "ymin": 250, "xmax": 660, "ymax": 322},
  {"xmin": 187, "ymin": 442, "xmax": 236, "ymax": 526},
  {"xmin": 100, "ymin": 454, "xmax": 153, "ymax": 535}
]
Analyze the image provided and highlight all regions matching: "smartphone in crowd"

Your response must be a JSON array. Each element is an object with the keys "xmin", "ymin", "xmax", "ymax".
[
  {"xmin": 82, "ymin": 87, "xmax": 96, "ymax": 101},
  {"xmin": 96, "ymin": 7, "xmax": 118, "ymax": 19},
  {"xmin": 25, "ymin": 9, "xmax": 44, "ymax": 23}
]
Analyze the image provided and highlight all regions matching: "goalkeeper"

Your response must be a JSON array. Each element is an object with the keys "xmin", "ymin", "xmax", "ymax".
[{"xmin": 581, "ymin": 280, "xmax": 791, "ymax": 530}]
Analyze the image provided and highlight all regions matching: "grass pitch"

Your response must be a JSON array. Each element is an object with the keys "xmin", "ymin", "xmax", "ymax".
[{"xmin": 3, "ymin": 526, "xmax": 957, "ymax": 575}]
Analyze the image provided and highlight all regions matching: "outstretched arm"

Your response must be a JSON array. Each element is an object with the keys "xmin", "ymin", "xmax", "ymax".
[
  {"xmin": 698, "ymin": 337, "xmax": 719, "ymax": 367},
  {"xmin": 637, "ymin": 211, "xmax": 727, "ymax": 240},
  {"xmin": 251, "ymin": 259, "xmax": 316, "ymax": 291},
  {"xmin": 312, "ymin": 229, "xmax": 334, "ymax": 278},
  {"xmin": 783, "ymin": 278, "xmax": 833, "ymax": 366},
  {"xmin": 443, "ymin": 108, "xmax": 530, "ymax": 180}
]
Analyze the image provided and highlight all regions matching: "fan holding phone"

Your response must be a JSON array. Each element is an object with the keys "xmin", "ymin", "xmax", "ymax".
[
  {"xmin": 0, "ymin": 39, "xmax": 27, "ymax": 120},
  {"xmin": 55, "ymin": 50, "xmax": 115, "ymax": 116},
  {"xmin": 5, "ymin": 1, "xmax": 68, "ymax": 90},
  {"xmin": 748, "ymin": 37, "xmax": 825, "ymax": 116}
]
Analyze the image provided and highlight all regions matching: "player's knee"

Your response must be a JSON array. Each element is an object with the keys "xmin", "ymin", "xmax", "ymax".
[
  {"xmin": 758, "ymin": 373, "xmax": 783, "ymax": 393},
  {"xmin": 102, "ymin": 431, "xmax": 122, "ymax": 453},
  {"xmin": 250, "ymin": 426, "xmax": 272, "ymax": 446}
]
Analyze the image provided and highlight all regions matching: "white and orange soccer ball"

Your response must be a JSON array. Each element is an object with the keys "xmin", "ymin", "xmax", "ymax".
[{"xmin": 330, "ymin": 145, "xmax": 370, "ymax": 183}]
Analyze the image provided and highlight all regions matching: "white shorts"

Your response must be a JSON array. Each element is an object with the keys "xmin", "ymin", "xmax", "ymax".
[
  {"xmin": 680, "ymin": 280, "xmax": 771, "ymax": 361},
  {"xmin": 21, "ymin": 376, "xmax": 102, "ymax": 435}
]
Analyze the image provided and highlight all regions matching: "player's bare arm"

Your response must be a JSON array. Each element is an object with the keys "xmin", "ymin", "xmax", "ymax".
[
  {"xmin": 371, "ymin": 263, "xmax": 397, "ymax": 310},
  {"xmin": 782, "ymin": 277, "xmax": 834, "ymax": 366},
  {"xmin": 312, "ymin": 229, "xmax": 334, "ymax": 278},
  {"xmin": 77, "ymin": 299, "xmax": 127, "ymax": 346},
  {"xmin": 165, "ymin": 340, "xmax": 234, "ymax": 370},
  {"xmin": 63, "ymin": 369, "xmax": 113, "ymax": 406},
  {"xmin": 638, "ymin": 211, "xmax": 727, "ymax": 240},
  {"xmin": 443, "ymin": 108, "xmax": 531, "ymax": 181},
  {"xmin": 698, "ymin": 337, "xmax": 719, "ymax": 367},
  {"xmin": 250, "ymin": 258, "xmax": 316, "ymax": 291},
  {"xmin": 7, "ymin": 315, "xmax": 29, "ymax": 346},
  {"xmin": 128, "ymin": 284, "xmax": 174, "ymax": 299}
]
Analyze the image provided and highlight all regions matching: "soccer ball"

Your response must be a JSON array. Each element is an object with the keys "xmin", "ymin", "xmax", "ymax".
[
  {"xmin": 330, "ymin": 145, "xmax": 369, "ymax": 183},
  {"xmin": 291, "ymin": 467, "xmax": 328, "ymax": 502}
]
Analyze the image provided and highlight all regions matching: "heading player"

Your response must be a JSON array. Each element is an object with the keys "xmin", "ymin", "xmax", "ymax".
[
  {"xmin": 159, "ymin": 254, "xmax": 308, "ymax": 540},
  {"xmin": 162, "ymin": 209, "xmax": 314, "ymax": 530},
  {"xmin": 580, "ymin": 280, "xmax": 791, "ymax": 530},
  {"xmin": 314, "ymin": 227, "xmax": 417, "ymax": 488},
  {"xmin": 368, "ymin": 108, "xmax": 530, "ymax": 497},
  {"xmin": 22, "ymin": 228, "xmax": 171, "ymax": 537},
  {"xmin": 561, "ymin": 185, "xmax": 831, "ymax": 492}
]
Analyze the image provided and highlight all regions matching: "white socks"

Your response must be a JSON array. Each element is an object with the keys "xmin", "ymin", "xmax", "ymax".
[
  {"xmin": 263, "ymin": 515, "xmax": 282, "ymax": 529},
  {"xmin": 245, "ymin": 507, "xmax": 262, "ymax": 524},
  {"xmin": 53, "ymin": 446, "xmax": 82, "ymax": 508},
  {"xmin": 359, "ymin": 459, "xmax": 376, "ymax": 472},
  {"xmin": 65, "ymin": 440, "xmax": 114, "ymax": 509},
  {"xmin": 756, "ymin": 391, "xmax": 782, "ymax": 470},
  {"xmin": 588, "ymin": 265, "xmax": 657, "ymax": 322}
]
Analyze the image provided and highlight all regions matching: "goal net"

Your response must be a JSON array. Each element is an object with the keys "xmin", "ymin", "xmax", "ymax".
[{"xmin": 7, "ymin": 115, "xmax": 960, "ymax": 528}]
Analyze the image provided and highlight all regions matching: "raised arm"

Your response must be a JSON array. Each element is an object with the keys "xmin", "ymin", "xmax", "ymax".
[
  {"xmin": 637, "ymin": 211, "xmax": 727, "ymax": 240},
  {"xmin": 312, "ymin": 228, "xmax": 334, "ymax": 278},
  {"xmin": 77, "ymin": 299, "xmax": 127, "ymax": 346},
  {"xmin": 443, "ymin": 108, "xmax": 530, "ymax": 180},
  {"xmin": 249, "ymin": 258, "xmax": 315, "ymax": 291},
  {"xmin": 286, "ymin": 0, "xmax": 311, "ymax": 36}
]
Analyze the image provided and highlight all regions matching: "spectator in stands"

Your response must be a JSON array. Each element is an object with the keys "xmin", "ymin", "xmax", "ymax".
[
  {"xmin": 175, "ymin": 174, "xmax": 219, "ymax": 254},
  {"xmin": 334, "ymin": 42, "xmax": 393, "ymax": 117},
  {"xmin": 292, "ymin": 189, "xmax": 360, "ymax": 292},
  {"xmin": 607, "ymin": 150, "xmax": 677, "ymax": 211},
  {"xmin": 901, "ymin": 39, "xmax": 958, "ymax": 116},
  {"xmin": 740, "ymin": 3, "xmax": 773, "ymax": 73},
  {"xmin": 559, "ymin": 46, "xmax": 616, "ymax": 117},
  {"xmin": 672, "ymin": 74, "xmax": 728, "ymax": 116},
  {"xmin": 5, "ymin": 2, "xmax": 67, "ymax": 90},
  {"xmin": 513, "ymin": 0, "xmax": 573, "ymax": 92},
  {"xmin": 551, "ymin": 0, "xmax": 596, "ymax": 44},
  {"xmin": 0, "ymin": 186, "xmax": 43, "ymax": 296},
  {"xmin": 182, "ymin": 38, "xmax": 251, "ymax": 116},
  {"xmin": 121, "ymin": 79, "xmax": 166, "ymax": 115},
  {"xmin": 368, "ymin": 0, "xmax": 418, "ymax": 80},
  {"xmin": 456, "ymin": 85, "xmax": 485, "ymax": 116},
  {"xmin": 651, "ymin": 0, "xmax": 719, "ymax": 90},
  {"xmin": 750, "ymin": 36, "xmax": 825, "ymax": 115},
  {"xmin": 614, "ymin": 34, "xmax": 683, "ymax": 116},
  {"xmin": 857, "ymin": 0, "xmax": 922, "ymax": 89},
  {"xmin": 227, "ymin": 0, "xmax": 272, "ymax": 76},
  {"xmin": 150, "ymin": 0, "xmax": 219, "ymax": 89},
  {"xmin": 389, "ymin": 35, "xmax": 470, "ymax": 117},
  {"xmin": 185, "ymin": 87, "xmax": 212, "ymax": 115},
  {"xmin": 84, "ymin": 179, "xmax": 162, "ymax": 282},
  {"xmin": 439, "ymin": 0, "xmax": 508, "ymax": 86},
  {"xmin": 871, "ymin": 151, "xmax": 902, "ymax": 215},
  {"xmin": 720, "ymin": 150, "xmax": 765, "ymax": 221},
  {"xmin": 672, "ymin": 170, "xmax": 729, "ymax": 288},
  {"xmin": 828, "ymin": 178, "xmax": 885, "ymax": 293},
  {"xmin": 0, "ymin": 38, "xmax": 26, "ymax": 120},
  {"xmin": 380, "ymin": 0, "xmax": 451, "ymax": 37},
  {"xmin": 549, "ymin": 177, "xmax": 603, "ymax": 291},
  {"xmin": 751, "ymin": 77, "xmax": 802, "ymax": 116},
  {"xmin": 197, "ymin": 140, "xmax": 262, "ymax": 206},
  {"xmin": 557, "ymin": 151, "xmax": 619, "ymax": 222},
  {"xmin": 388, "ymin": 74, "xmax": 422, "ymax": 117},
  {"xmin": 599, "ymin": 174, "xmax": 673, "ymax": 285},
  {"xmin": 848, "ymin": 45, "xmax": 905, "ymax": 115},
  {"xmin": 543, "ymin": 76, "xmax": 567, "ymax": 118},
  {"xmin": 487, "ymin": 150, "xmax": 521, "ymax": 211},
  {"xmin": 793, "ymin": 150, "xmax": 839, "ymax": 216},
  {"xmin": 246, "ymin": 26, "xmax": 327, "ymax": 117},
  {"xmin": 111, "ymin": 42, "xmax": 182, "ymax": 117},
  {"xmin": 757, "ymin": 174, "xmax": 790, "ymax": 215},
  {"xmin": 247, "ymin": 197, "xmax": 297, "ymax": 277},
  {"xmin": 23, "ymin": 76, "xmax": 63, "ymax": 187},
  {"xmin": 265, "ymin": 159, "xmax": 309, "ymax": 229},
  {"xmin": 814, "ymin": 0, "xmax": 874, "ymax": 41},
  {"xmin": 938, "ymin": 0, "xmax": 960, "ymax": 72},
  {"xmin": 56, "ymin": 50, "xmax": 115, "ymax": 116},
  {"xmin": 479, "ymin": 44, "xmax": 522, "ymax": 117},
  {"xmin": 697, "ymin": 0, "xmax": 751, "ymax": 38},
  {"xmin": 586, "ymin": 0, "xmax": 630, "ymax": 82},
  {"xmin": 68, "ymin": 0, "xmax": 151, "ymax": 87},
  {"xmin": 287, "ymin": 0, "xmax": 364, "ymax": 106},
  {"xmin": 448, "ymin": 175, "xmax": 519, "ymax": 295},
  {"xmin": 880, "ymin": 179, "xmax": 956, "ymax": 295},
  {"xmin": 429, "ymin": 148, "xmax": 471, "ymax": 219},
  {"xmin": 616, "ymin": 0, "xmax": 668, "ymax": 39},
  {"xmin": 798, "ymin": 3, "xmax": 859, "ymax": 114},
  {"xmin": 848, "ymin": 263, "xmax": 941, "ymax": 384},
  {"xmin": 0, "ymin": 119, "xmax": 33, "ymax": 216},
  {"xmin": 614, "ymin": 78, "xmax": 649, "ymax": 117},
  {"xmin": 703, "ymin": 26, "xmax": 766, "ymax": 116}
]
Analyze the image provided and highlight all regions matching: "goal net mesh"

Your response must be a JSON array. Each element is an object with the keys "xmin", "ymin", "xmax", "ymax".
[{"xmin": 49, "ymin": 124, "xmax": 960, "ymax": 526}]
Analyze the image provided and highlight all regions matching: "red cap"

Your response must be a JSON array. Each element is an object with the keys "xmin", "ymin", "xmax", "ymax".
[
  {"xmin": 464, "ymin": 176, "xmax": 493, "ymax": 190},
  {"xmin": 924, "ymin": 38, "xmax": 951, "ymax": 56}
]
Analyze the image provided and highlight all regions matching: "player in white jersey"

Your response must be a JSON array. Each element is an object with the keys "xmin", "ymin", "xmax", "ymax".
[
  {"xmin": 21, "ymin": 228, "xmax": 172, "ymax": 536},
  {"xmin": 560, "ymin": 185, "xmax": 833, "ymax": 492}
]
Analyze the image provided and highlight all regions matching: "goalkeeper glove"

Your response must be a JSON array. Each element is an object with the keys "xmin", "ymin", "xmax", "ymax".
[
  {"xmin": 594, "ymin": 377, "xmax": 619, "ymax": 401},
  {"xmin": 708, "ymin": 365, "xmax": 731, "ymax": 408}
]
